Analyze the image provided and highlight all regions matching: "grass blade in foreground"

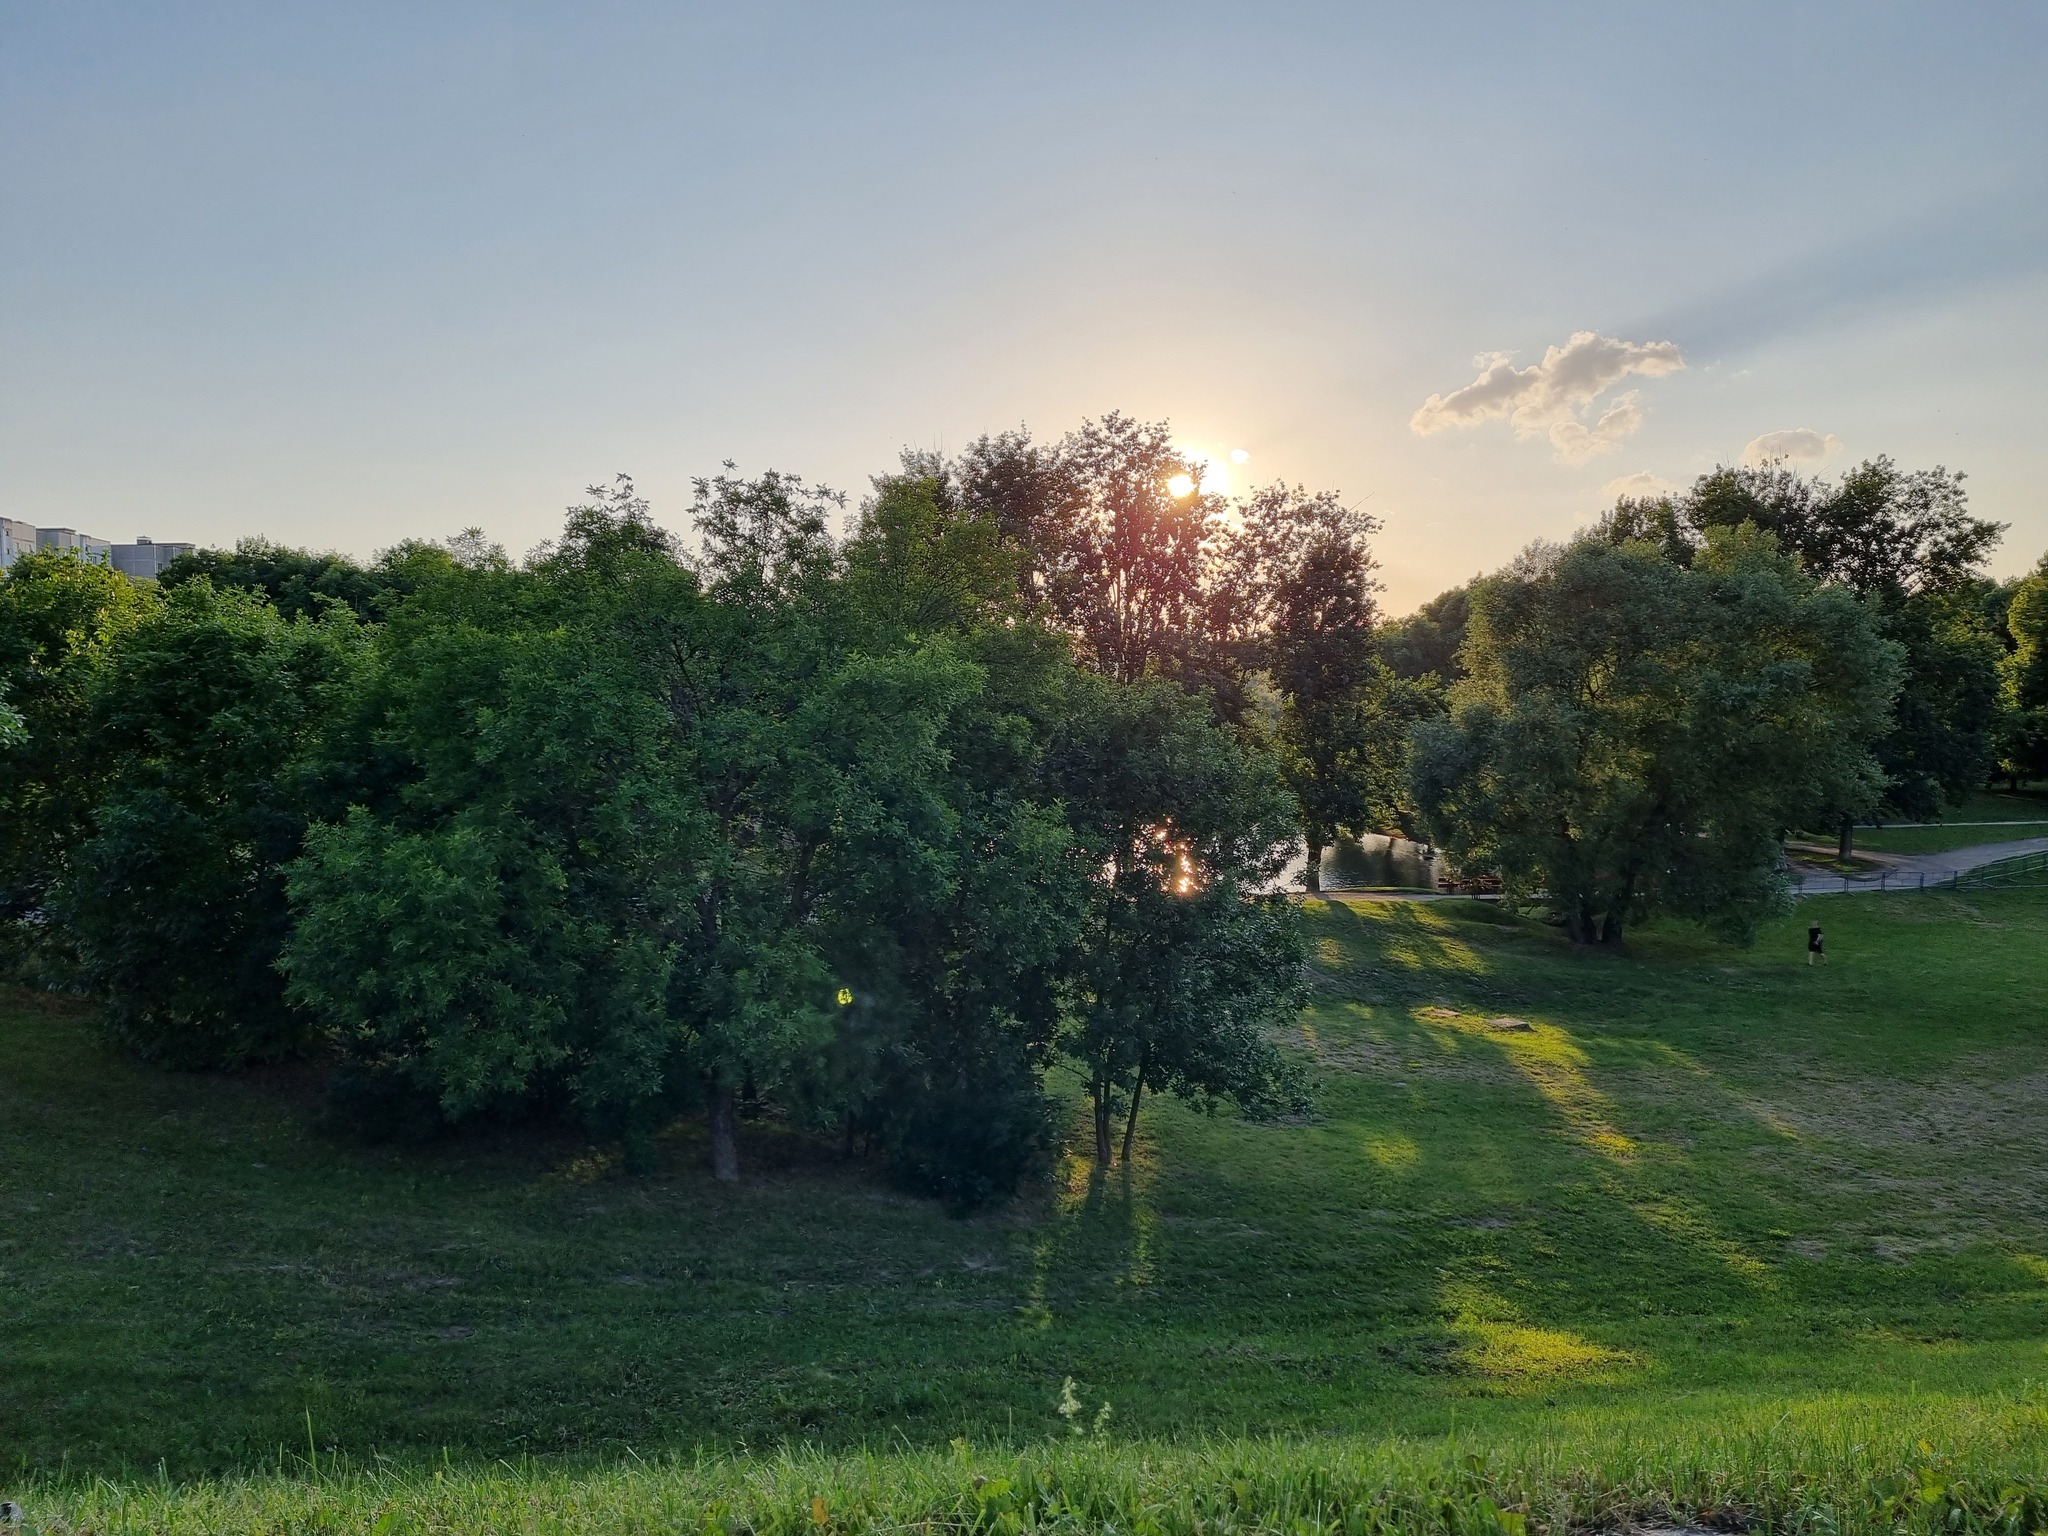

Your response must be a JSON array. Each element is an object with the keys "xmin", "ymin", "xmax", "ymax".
[{"xmin": 16, "ymin": 1395, "xmax": 2048, "ymax": 1536}]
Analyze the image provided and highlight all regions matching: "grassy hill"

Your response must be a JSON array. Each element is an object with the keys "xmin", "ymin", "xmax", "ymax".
[{"xmin": 6, "ymin": 888, "xmax": 2048, "ymax": 1528}]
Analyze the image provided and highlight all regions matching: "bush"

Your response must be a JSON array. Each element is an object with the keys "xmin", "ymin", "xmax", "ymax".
[
  {"xmin": 63, "ymin": 790, "xmax": 307, "ymax": 1066},
  {"xmin": 879, "ymin": 1045, "xmax": 1055, "ymax": 1214}
]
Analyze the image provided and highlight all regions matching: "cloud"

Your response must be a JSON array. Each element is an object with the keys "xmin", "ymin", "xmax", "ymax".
[
  {"xmin": 1546, "ymin": 392, "xmax": 1644, "ymax": 465},
  {"xmin": 1602, "ymin": 471, "xmax": 1678, "ymax": 501},
  {"xmin": 1741, "ymin": 428, "xmax": 1843, "ymax": 467},
  {"xmin": 1411, "ymin": 331, "xmax": 1684, "ymax": 464}
]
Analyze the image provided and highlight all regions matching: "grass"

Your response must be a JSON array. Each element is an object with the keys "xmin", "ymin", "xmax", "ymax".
[
  {"xmin": 20, "ymin": 1399, "xmax": 2048, "ymax": 1536},
  {"xmin": 6, "ymin": 889, "xmax": 2048, "ymax": 1527}
]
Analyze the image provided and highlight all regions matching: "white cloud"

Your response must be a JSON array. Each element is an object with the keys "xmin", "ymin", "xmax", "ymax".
[
  {"xmin": 1601, "ymin": 471, "xmax": 1677, "ymax": 501},
  {"xmin": 1741, "ymin": 428, "xmax": 1843, "ymax": 467},
  {"xmin": 1411, "ymin": 331, "xmax": 1685, "ymax": 464},
  {"xmin": 1546, "ymin": 392, "xmax": 1644, "ymax": 465}
]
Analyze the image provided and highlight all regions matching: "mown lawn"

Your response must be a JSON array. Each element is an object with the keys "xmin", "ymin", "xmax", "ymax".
[{"xmin": 5, "ymin": 888, "xmax": 2048, "ymax": 1492}]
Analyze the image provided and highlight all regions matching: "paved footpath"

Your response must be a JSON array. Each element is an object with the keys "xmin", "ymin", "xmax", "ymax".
[
  {"xmin": 1299, "ymin": 833, "xmax": 2048, "ymax": 902},
  {"xmin": 1785, "ymin": 833, "xmax": 2048, "ymax": 895}
]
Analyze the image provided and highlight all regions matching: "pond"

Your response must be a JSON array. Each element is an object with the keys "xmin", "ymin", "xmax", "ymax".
[{"xmin": 1275, "ymin": 832, "xmax": 1443, "ymax": 891}]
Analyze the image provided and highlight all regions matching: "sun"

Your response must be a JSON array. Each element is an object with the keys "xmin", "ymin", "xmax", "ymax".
[{"xmin": 1167, "ymin": 473, "xmax": 1196, "ymax": 499}]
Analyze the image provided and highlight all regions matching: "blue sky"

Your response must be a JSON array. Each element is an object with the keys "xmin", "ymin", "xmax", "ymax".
[{"xmin": 4, "ymin": 2, "xmax": 2043, "ymax": 610}]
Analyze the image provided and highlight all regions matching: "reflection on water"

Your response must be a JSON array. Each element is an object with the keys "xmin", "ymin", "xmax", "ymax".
[{"xmin": 1278, "ymin": 833, "xmax": 1442, "ymax": 891}]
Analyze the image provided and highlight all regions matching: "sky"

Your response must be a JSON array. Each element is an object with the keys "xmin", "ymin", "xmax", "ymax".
[{"xmin": 4, "ymin": 2, "xmax": 2044, "ymax": 613}]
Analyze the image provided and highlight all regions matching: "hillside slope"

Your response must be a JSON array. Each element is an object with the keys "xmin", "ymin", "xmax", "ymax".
[{"xmin": 4, "ymin": 891, "xmax": 2046, "ymax": 1475}]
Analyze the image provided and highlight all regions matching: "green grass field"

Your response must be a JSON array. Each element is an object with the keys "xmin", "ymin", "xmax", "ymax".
[{"xmin": 7, "ymin": 889, "xmax": 2048, "ymax": 1529}]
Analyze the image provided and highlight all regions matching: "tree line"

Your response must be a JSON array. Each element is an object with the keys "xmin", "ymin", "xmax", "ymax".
[{"xmin": 1, "ymin": 415, "xmax": 2041, "ymax": 1203}]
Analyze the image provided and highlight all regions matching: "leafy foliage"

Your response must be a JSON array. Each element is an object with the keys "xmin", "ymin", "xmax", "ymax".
[
  {"xmin": 1217, "ymin": 486, "xmax": 1419, "ymax": 888},
  {"xmin": 1997, "ymin": 557, "xmax": 2048, "ymax": 787},
  {"xmin": 0, "ymin": 553, "xmax": 160, "ymax": 977},
  {"xmin": 159, "ymin": 536, "xmax": 453, "ymax": 622},
  {"xmin": 1047, "ymin": 675, "xmax": 1307, "ymax": 1163},
  {"xmin": 1377, "ymin": 579, "xmax": 1474, "ymax": 684},
  {"xmin": 282, "ymin": 476, "xmax": 1089, "ymax": 1203},
  {"xmin": 1, "ymin": 419, "xmax": 1976, "ymax": 1203},
  {"xmin": 1598, "ymin": 458, "xmax": 2007, "ymax": 819},
  {"xmin": 57, "ymin": 581, "xmax": 365, "ymax": 1063},
  {"xmin": 1413, "ymin": 531, "xmax": 1898, "ymax": 943}
]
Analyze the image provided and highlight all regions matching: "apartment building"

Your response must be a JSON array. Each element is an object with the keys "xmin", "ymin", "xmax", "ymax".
[
  {"xmin": 0, "ymin": 518, "xmax": 35, "ymax": 570},
  {"xmin": 0, "ymin": 523, "xmax": 193, "ymax": 578},
  {"xmin": 110, "ymin": 537, "xmax": 195, "ymax": 579},
  {"xmin": 36, "ymin": 527, "xmax": 113, "ymax": 563}
]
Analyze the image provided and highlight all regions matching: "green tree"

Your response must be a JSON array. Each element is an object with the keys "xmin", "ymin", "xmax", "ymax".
[
  {"xmin": 1377, "ymin": 580, "xmax": 1476, "ymax": 684},
  {"xmin": 285, "ymin": 514, "xmax": 714, "ymax": 1143},
  {"xmin": 287, "ymin": 475, "xmax": 1071, "ymax": 1196},
  {"xmin": 1412, "ymin": 531, "xmax": 1898, "ymax": 945},
  {"xmin": 1681, "ymin": 458, "xmax": 2000, "ymax": 596},
  {"xmin": 58, "ymin": 580, "xmax": 366, "ymax": 1064},
  {"xmin": 1612, "ymin": 458, "xmax": 2006, "ymax": 840},
  {"xmin": 1047, "ymin": 676, "xmax": 1306, "ymax": 1167},
  {"xmin": 837, "ymin": 462, "xmax": 1023, "ymax": 644},
  {"xmin": 829, "ymin": 468, "xmax": 1085, "ymax": 1207},
  {"xmin": 160, "ymin": 536, "xmax": 445, "ymax": 622},
  {"xmin": 953, "ymin": 414, "xmax": 1226, "ymax": 694},
  {"xmin": 0, "ymin": 552, "xmax": 158, "ymax": 937},
  {"xmin": 1997, "ymin": 557, "xmax": 2048, "ymax": 787},
  {"xmin": 1218, "ymin": 485, "xmax": 1401, "ymax": 891},
  {"xmin": 0, "ymin": 682, "xmax": 22, "ymax": 750}
]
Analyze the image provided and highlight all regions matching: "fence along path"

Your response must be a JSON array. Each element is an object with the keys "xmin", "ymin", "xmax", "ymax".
[{"xmin": 1788, "ymin": 835, "xmax": 2048, "ymax": 896}]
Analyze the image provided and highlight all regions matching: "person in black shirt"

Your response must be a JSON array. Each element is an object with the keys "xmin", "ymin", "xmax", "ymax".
[{"xmin": 1807, "ymin": 923, "xmax": 1826, "ymax": 966}]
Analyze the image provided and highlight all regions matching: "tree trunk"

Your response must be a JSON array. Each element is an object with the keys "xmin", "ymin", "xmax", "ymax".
[
  {"xmin": 1566, "ymin": 900, "xmax": 1599, "ymax": 945},
  {"xmin": 1092, "ymin": 1088, "xmax": 1113, "ymax": 1167},
  {"xmin": 1600, "ymin": 874, "xmax": 1636, "ymax": 947},
  {"xmin": 1838, "ymin": 816, "xmax": 1855, "ymax": 860},
  {"xmin": 1304, "ymin": 837, "xmax": 1323, "ymax": 894},
  {"xmin": 1120, "ymin": 1067, "xmax": 1147, "ymax": 1167},
  {"xmin": 707, "ymin": 1076, "xmax": 740, "ymax": 1183}
]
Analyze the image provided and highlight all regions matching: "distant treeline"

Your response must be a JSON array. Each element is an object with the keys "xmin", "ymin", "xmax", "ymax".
[{"xmin": 0, "ymin": 415, "xmax": 2042, "ymax": 1200}]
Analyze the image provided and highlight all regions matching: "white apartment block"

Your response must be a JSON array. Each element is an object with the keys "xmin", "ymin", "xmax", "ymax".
[
  {"xmin": 0, "ymin": 523, "xmax": 193, "ymax": 578},
  {"xmin": 36, "ymin": 527, "xmax": 113, "ymax": 563},
  {"xmin": 110, "ymin": 536, "xmax": 195, "ymax": 579}
]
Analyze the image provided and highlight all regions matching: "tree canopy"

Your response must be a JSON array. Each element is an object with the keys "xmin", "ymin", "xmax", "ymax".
[
  {"xmin": 1596, "ymin": 458, "xmax": 2006, "ymax": 825},
  {"xmin": 0, "ymin": 416, "xmax": 2003, "ymax": 1205},
  {"xmin": 1413, "ymin": 530, "xmax": 1898, "ymax": 944}
]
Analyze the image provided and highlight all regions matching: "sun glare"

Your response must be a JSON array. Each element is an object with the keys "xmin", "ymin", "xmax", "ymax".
[
  {"xmin": 1230, "ymin": 448, "xmax": 1250, "ymax": 464},
  {"xmin": 1167, "ymin": 473, "xmax": 1196, "ymax": 498}
]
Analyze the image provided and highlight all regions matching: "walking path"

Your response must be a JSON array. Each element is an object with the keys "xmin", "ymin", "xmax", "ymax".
[
  {"xmin": 1784, "ymin": 833, "xmax": 2048, "ymax": 895},
  {"xmin": 1297, "ymin": 833, "xmax": 2048, "ymax": 902},
  {"xmin": 1864, "ymin": 818, "xmax": 2048, "ymax": 828}
]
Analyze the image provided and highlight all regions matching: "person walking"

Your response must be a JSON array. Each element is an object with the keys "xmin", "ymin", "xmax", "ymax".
[{"xmin": 1807, "ymin": 922, "xmax": 1826, "ymax": 966}]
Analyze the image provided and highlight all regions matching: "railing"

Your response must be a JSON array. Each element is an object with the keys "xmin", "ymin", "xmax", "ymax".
[
  {"xmin": 1788, "ymin": 851, "xmax": 2048, "ymax": 896},
  {"xmin": 1951, "ymin": 850, "xmax": 2048, "ymax": 890},
  {"xmin": 1789, "ymin": 867, "xmax": 1933, "ymax": 895}
]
